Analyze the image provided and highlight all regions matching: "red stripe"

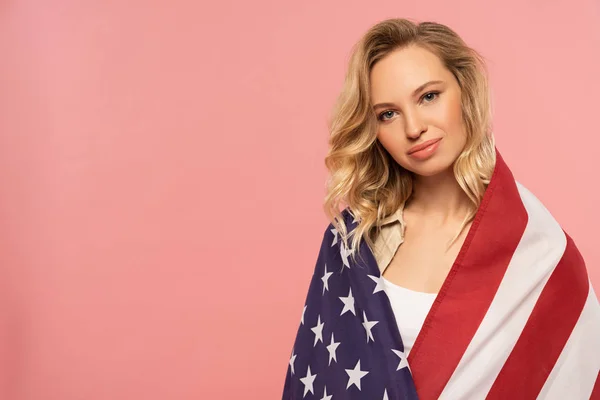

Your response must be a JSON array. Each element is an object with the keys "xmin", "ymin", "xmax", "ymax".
[
  {"xmin": 486, "ymin": 233, "xmax": 589, "ymax": 399},
  {"xmin": 590, "ymin": 371, "xmax": 600, "ymax": 400},
  {"xmin": 407, "ymin": 149, "xmax": 529, "ymax": 400}
]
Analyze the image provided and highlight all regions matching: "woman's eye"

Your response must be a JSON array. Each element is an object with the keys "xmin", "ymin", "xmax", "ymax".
[
  {"xmin": 423, "ymin": 91, "xmax": 440, "ymax": 102},
  {"xmin": 379, "ymin": 110, "xmax": 396, "ymax": 121}
]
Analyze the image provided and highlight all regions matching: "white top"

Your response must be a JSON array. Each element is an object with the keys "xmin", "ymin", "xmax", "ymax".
[{"xmin": 381, "ymin": 276, "xmax": 437, "ymax": 356}]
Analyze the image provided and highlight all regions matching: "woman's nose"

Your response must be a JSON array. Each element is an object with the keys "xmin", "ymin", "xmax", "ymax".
[{"xmin": 404, "ymin": 111, "xmax": 426, "ymax": 139}]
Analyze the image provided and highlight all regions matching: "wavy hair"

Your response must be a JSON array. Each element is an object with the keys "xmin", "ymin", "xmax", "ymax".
[{"xmin": 323, "ymin": 18, "xmax": 496, "ymax": 266}]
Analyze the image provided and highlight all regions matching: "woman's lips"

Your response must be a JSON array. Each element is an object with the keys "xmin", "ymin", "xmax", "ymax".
[{"xmin": 407, "ymin": 138, "xmax": 442, "ymax": 160}]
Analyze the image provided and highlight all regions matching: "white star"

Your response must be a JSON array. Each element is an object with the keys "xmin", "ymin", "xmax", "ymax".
[
  {"xmin": 383, "ymin": 388, "xmax": 389, "ymax": 400},
  {"xmin": 345, "ymin": 359, "xmax": 369, "ymax": 390},
  {"xmin": 339, "ymin": 287, "xmax": 356, "ymax": 316},
  {"xmin": 300, "ymin": 365, "xmax": 317, "ymax": 397},
  {"xmin": 326, "ymin": 332, "xmax": 340, "ymax": 366},
  {"xmin": 320, "ymin": 386, "xmax": 333, "ymax": 400},
  {"xmin": 362, "ymin": 311, "xmax": 379, "ymax": 343},
  {"xmin": 367, "ymin": 274, "xmax": 386, "ymax": 294},
  {"xmin": 391, "ymin": 348, "xmax": 409, "ymax": 370},
  {"xmin": 301, "ymin": 305, "xmax": 307, "ymax": 325},
  {"xmin": 321, "ymin": 264, "xmax": 333, "ymax": 295},
  {"xmin": 289, "ymin": 351, "xmax": 297, "ymax": 375},
  {"xmin": 330, "ymin": 227, "xmax": 338, "ymax": 247},
  {"xmin": 310, "ymin": 314, "xmax": 325, "ymax": 347},
  {"xmin": 340, "ymin": 241, "xmax": 351, "ymax": 270}
]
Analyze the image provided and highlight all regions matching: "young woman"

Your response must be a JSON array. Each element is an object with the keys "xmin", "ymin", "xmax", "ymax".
[{"xmin": 282, "ymin": 18, "xmax": 600, "ymax": 399}]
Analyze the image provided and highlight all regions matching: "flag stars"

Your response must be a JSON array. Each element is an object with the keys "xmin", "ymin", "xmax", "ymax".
[
  {"xmin": 319, "ymin": 386, "xmax": 333, "ymax": 400},
  {"xmin": 345, "ymin": 359, "xmax": 369, "ymax": 391},
  {"xmin": 311, "ymin": 314, "xmax": 325, "ymax": 347},
  {"xmin": 299, "ymin": 365, "xmax": 317, "ymax": 397},
  {"xmin": 289, "ymin": 351, "xmax": 297, "ymax": 375},
  {"xmin": 339, "ymin": 287, "xmax": 356, "ymax": 316},
  {"xmin": 391, "ymin": 348, "xmax": 409, "ymax": 371},
  {"xmin": 330, "ymin": 227, "xmax": 338, "ymax": 247},
  {"xmin": 326, "ymin": 332, "xmax": 340, "ymax": 366},
  {"xmin": 340, "ymin": 241, "xmax": 351, "ymax": 270},
  {"xmin": 301, "ymin": 305, "xmax": 307, "ymax": 325},
  {"xmin": 321, "ymin": 264, "xmax": 333, "ymax": 295},
  {"xmin": 362, "ymin": 311, "xmax": 379, "ymax": 343},
  {"xmin": 368, "ymin": 274, "xmax": 386, "ymax": 294}
]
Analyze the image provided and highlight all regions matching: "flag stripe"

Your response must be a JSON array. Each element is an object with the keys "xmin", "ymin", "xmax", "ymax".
[
  {"xmin": 591, "ymin": 371, "xmax": 600, "ymax": 400},
  {"xmin": 537, "ymin": 284, "xmax": 600, "ymax": 399},
  {"xmin": 407, "ymin": 150, "xmax": 529, "ymax": 400},
  {"xmin": 438, "ymin": 182, "xmax": 567, "ymax": 399},
  {"xmin": 486, "ymin": 232, "xmax": 590, "ymax": 399}
]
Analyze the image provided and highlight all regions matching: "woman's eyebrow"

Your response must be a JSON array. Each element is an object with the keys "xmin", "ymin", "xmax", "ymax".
[{"xmin": 372, "ymin": 80, "xmax": 444, "ymax": 110}]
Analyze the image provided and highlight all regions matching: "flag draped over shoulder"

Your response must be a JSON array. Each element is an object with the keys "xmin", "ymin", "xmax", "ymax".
[{"xmin": 281, "ymin": 148, "xmax": 600, "ymax": 400}]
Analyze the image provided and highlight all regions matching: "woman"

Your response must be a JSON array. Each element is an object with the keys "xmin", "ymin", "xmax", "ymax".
[{"xmin": 281, "ymin": 18, "xmax": 600, "ymax": 399}]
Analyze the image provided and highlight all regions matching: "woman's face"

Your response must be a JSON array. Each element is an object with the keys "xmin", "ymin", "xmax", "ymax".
[{"xmin": 369, "ymin": 45, "xmax": 467, "ymax": 177}]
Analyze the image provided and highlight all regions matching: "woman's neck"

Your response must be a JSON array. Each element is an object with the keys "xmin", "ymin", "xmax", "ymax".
[{"xmin": 406, "ymin": 168, "xmax": 472, "ymax": 224}]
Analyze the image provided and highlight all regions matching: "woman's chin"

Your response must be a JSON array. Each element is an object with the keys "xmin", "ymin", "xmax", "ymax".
[{"xmin": 404, "ymin": 161, "xmax": 454, "ymax": 178}]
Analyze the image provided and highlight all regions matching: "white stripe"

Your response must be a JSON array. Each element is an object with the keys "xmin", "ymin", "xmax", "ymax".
[
  {"xmin": 537, "ymin": 283, "xmax": 600, "ymax": 399},
  {"xmin": 439, "ymin": 182, "xmax": 567, "ymax": 399}
]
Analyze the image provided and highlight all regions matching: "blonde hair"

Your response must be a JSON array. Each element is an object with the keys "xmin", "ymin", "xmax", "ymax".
[{"xmin": 324, "ymin": 18, "xmax": 496, "ymax": 266}]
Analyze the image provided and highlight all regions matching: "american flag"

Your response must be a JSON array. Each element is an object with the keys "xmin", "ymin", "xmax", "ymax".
[{"xmin": 281, "ymin": 148, "xmax": 600, "ymax": 399}]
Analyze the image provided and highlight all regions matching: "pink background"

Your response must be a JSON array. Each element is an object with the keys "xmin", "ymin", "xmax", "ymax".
[{"xmin": 1, "ymin": 1, "xmax": 598, "ymax": 399}]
